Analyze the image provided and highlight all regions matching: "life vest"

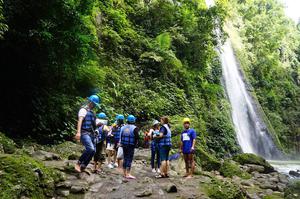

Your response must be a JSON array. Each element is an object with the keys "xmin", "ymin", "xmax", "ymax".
[
  {"xmin": 96, "ymin": 125, "xmax": 106, "ymax": 143},
  {"xmin": 159, "ymin": 124, "xmax": 172, "ymax": 146},
  {"xmin": 81, "ymin": 108, "xmax": 96, "ymax": 133},
  {"xmin": 112, "ymin": 124, "xmax": 122, "ymax": 142},
  {"xmin": 120, "ymin": 124, "xmax": 136, "ymax": 146}
]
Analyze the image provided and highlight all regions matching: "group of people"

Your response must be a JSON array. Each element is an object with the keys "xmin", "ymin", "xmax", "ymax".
[{"xmin": 74, "ymin": 95, "xmax": 197, "ymax": 179}]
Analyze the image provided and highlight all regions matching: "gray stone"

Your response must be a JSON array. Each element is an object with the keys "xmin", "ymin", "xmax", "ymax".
[
  {"xmin": 265, "ymin": 189, "xmax": 273, "ymax": 195},
  {"xmin": 56, "ymin": 181, "xmax": 72, "ymax": 188},
  {"xmin": 165, "ymin": 184, "xmax": 177, "ymax": 193},
  {"xmin": 32, "ymin": 150, "xmax": 61, "ymax": 161},
  {"xmin": 56, "ymin": 189, "xmax": 70, "ymax": 197},
  {"xmin": 277, "ymin": 183, "xmax": 286, "ymax": 192},
  {"xmin": 70, "ymin": 185, "xmax": 87, "ymax": 193},
  {"xmin": 289, "ymin": 170, "xmax": 300, "ymax": 177},
  {"xmin": 142, "ymin": 177, "xmax": 154, "ymax": 183},
  {"xmin": 269, "ymin": 177, "xmax": 279, "ymax": 183},
  {"xmin": 135, "ymin": 188, "xmax": 153, "ymax": 197},
  {"xmin": 245, "ymin": 164, "xmax": 265, "ymax": 173},
  {"xmin": 259, "ymin": 183, "xmax": 278, "ymax": 191},
  {"xmin": 241, "ymin": 180, "xmax": 253, "ymax": 187},
  {"xmin": 278, "ymin": 174, "xmax": 289, "ymax": 184}
]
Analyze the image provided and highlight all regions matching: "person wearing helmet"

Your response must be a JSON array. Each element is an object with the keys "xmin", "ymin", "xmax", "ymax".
[
  {"xmin": 74, "ymin": 95, "xmax": 100, "ymax": 172},
  {"xmin": 156, "ymin": 116, "xmax": 172, "ymax": 178},
  {"xmin": 110, "ymin": 114, "xmax": 125, "ymax": 169},
  {"xmin": 93, "ymin": 112, "xmax": 110, "ymax": 174},
  {"xmin": 148, "ymin": 120, "xmax": 161, "ymax": 173},
  {"xmin": 180, "ymin": 118, "xmax": 196, "ymax": 178},
  {"xmin": 120, "ymin": 115, "xmax": 139, "ymax": 179}
]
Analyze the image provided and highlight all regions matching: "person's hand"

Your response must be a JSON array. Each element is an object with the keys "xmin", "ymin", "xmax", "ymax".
[
  {"xmin": 74, "ymin": 132, "xmax": 81, "ymax": 142},
  {"xmin": 190, "ymin": 147, "xmax": 195, "ymax": 153}
]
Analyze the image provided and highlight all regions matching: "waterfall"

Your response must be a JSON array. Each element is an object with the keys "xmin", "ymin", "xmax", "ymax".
[
  {"xmin": 220, "ymin": 41, "xmax": 281, "ymax": 159},
  {"xmin": 205, "ymin": 0, "xmax": 281, "ymax": 160}
]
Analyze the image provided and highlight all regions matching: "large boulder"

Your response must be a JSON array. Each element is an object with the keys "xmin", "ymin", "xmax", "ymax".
[
  {"xmin": 0, "ymin": 154, "xmax": 64, "ymax": 198},
  {"xmin": 233, "ymin": 153, "xmax": 274, "ymax": 173}
]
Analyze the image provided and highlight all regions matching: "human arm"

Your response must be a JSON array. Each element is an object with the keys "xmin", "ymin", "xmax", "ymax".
[
  {"xmin": 134, "ymin": 128, "xmax": 140, "ymax": 147},
  {"xmin": 75, "ymin": 117, "xmax": 84, "ymax": 141}
]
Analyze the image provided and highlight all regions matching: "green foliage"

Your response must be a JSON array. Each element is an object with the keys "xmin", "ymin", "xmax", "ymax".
[
  {"xmin": 0, "ymin": 154, "xmax": 63, "ymax": 198},
  {"xmin": 195, "ymin": 146, "xmax": 221, "ymax": 171},
  {"xmin": 220, "ymin": 160, "xmax": 251, "ymax": 179},
  {"xmin": 284, "ymin": 180, "xmax": 300, "ymax": 199},
  {"xmin": 0, "ymin": 0, "xmax": 239, "ymax": 159},
  {"xmin": 233, "ymin": 153, "xmax": 274, "ymax": 173},
  {"xmin": 0, "ymin": 132, "xmax": 16, "ymax": 154},
  {"xmin": 205, "ymin": 177, "xmax": 246, "ymax": 199}
]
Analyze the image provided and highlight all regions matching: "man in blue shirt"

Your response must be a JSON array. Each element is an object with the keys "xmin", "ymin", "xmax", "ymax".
[{"xmin": 180, "ymin": 118, "xmax": 196, "ymax": 178}]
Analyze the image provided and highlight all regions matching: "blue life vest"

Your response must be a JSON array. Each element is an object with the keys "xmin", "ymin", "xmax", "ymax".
[
  {"xmin": 112, "ymin": 125, "xmax": 122, "ymax": 142},
  {"xmin": 159, "ymin": 124, "xmax": 172, "ymax": 146},
  {"xmin": 81, "ymin": 108, "xmax": 96, "ymax": 133},
  {"xmin": 96, "ymin": 125, "xmax": 106, "ymax": 143},
  {"xmin": 120, "ymin": 124, "xmax": 136, "ymax": 146}
]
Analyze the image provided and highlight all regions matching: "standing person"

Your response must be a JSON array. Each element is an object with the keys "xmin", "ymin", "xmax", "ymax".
[
  {"xmin": 74, "ymin": 95, "xmax": 100, "ymax": 172},
  {"xmin": 120, "ymin": 115, "xmax": 139, "ymax": 179},
  {"xmin": 111, "ymin": 114, "xmax": 125, "ymax": 168},
  {"xmin": 148, "ymin": 120, "xmax": 161, "ymax": 173},
  {"xmin": 180, "ymin": 118, "xmax": 196, "ymax": 178},
  {"xmin": 156, "ymin": 116, "xmax": 172, "ymax": 178},
  {"xmin": 93, "ymin": 112, "xmax": 110, "ymax": 174}
]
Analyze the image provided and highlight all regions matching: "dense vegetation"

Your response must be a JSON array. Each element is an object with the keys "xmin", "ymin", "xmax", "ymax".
[
  {"xmin": 0, "ymin": 0, "xmax": 239, "ymax": 157},
  {"xmin": 228, "ymin": 0, "xmax": 300, "ymax": 153}
]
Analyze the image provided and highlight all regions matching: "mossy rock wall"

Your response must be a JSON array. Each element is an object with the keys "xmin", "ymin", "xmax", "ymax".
[
  {"xmin": 195, "ymin": 147, "xmax": 221, "ymax": 171},
  {"xmin": 0, "ymin": 132, "xmax": 16, "ymax": 154},
  {"xmin": 0, "ymin": 154, "xmax": 63, "ymax": 199}
]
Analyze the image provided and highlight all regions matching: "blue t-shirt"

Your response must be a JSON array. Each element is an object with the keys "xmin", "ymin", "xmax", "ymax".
[{"xmin": 181, "ymin": 128, "xmax": 196, "ymax": 154}]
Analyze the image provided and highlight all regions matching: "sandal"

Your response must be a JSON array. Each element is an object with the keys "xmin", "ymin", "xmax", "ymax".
[
  {"xmin": 155, "ymin": 174, "xmax": 165, "ymax": 179},
  {"xmin": 126, "ymin": 175, "xmax": 136, "ymax": 179}
]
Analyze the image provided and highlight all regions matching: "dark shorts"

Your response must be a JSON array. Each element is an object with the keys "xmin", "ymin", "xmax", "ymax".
[
  {"xmin": 159, "ymin": 145, "xmax": 171, "ymax": 161},
  {"xmin": 94, "ymin": 141, "xmax": 105, "ymax": 162}
]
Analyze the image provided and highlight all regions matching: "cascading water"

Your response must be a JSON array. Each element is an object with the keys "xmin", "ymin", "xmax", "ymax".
[
  {"xmin": 205, "ymin": 0, "xmax": 281, "ymax": 160},
  {"xmin": 220, "ymin": 41, "xmax": 281, "ymax": 159}
]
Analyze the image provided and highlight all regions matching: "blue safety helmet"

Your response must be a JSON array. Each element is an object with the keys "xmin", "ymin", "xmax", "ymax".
[
  {"xmin": 116, "ymin": 114, "xmax": 125, "ymax": 121},
  {"xmin": 127, "ymin": 115, "xmax": 136, "ymax": 123},
  {"xmin": 88, "ymin": 95, "xmax": 100, "ymax": 108},
  {"xmin": 97, "ymin": 112, "xmax": 107, "ymax": 119}
]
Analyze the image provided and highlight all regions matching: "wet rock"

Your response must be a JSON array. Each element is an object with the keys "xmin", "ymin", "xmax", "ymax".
[
  {"xmin": 245, "ymin": 164, "xmax": 265, "ymax": 173},
  {"xmin": 269, "ymin": 177, "xmax": 279, "ymax": 183},
  {"xmin": 278, "ymin": 174, "xmax": 289, "ymax": 184},
  {"xmin": 265, "ymin": 189, "xmax": 273, "ymax": 195},
  {"xmin": 107, "ymin": 186, "xmax": 119, "ymax": 192},
  {"xmin": 56, "ymin": 189, "xmax": 70, "ymax": 197},
  {"xmin": 165, "ymin": 184, "xmax": 177, "ymax": 193},
  {"xmin": 70, "ymin": 185, "xmax": 87, "ymax": 193},
  {"xmin": 135, "ymin": 188, "xmax": 152, "ymax": 197},
  {"xmin": 241, "ymin": 180, "xmax": 253, "ymax": 187},
  {"xmin": 32, "ymin": 150, "xmax": 61, "ymax": 161},
  {"xmin": 289, "ymin": 170, "xmax": 300, "ymax": 177},
  {"xmin": 89, "ymin": 182, "xmax": 103, "ymax": 192},
  {"xmin": 277, "ymin": 183, "xmax": 286, "ymax": 192},
  {"xmin": 56, "ymin": 181, "xmax": 72, "ymax": 189},
  {"xmin": 142, "ymin": 177, "xmax": 154, "ymax": 183},
  {"xmin": 259, "ymin": 183, "xmax": 278, "ymax": 191}
]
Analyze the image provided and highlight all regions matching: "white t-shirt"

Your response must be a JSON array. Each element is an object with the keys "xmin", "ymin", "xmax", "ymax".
[
  {"xmin": 78, "ymin": 108, "xmax": 88, "ymax": 118},
  {"xmin": 96, "ymin": 118, "xmax": 108, "ymax": 126}
]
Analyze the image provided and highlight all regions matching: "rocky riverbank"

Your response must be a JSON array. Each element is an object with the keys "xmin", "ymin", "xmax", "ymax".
[{"xmin": 1, "ymin": 135, "xmax": 300, "ymax": 199}]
